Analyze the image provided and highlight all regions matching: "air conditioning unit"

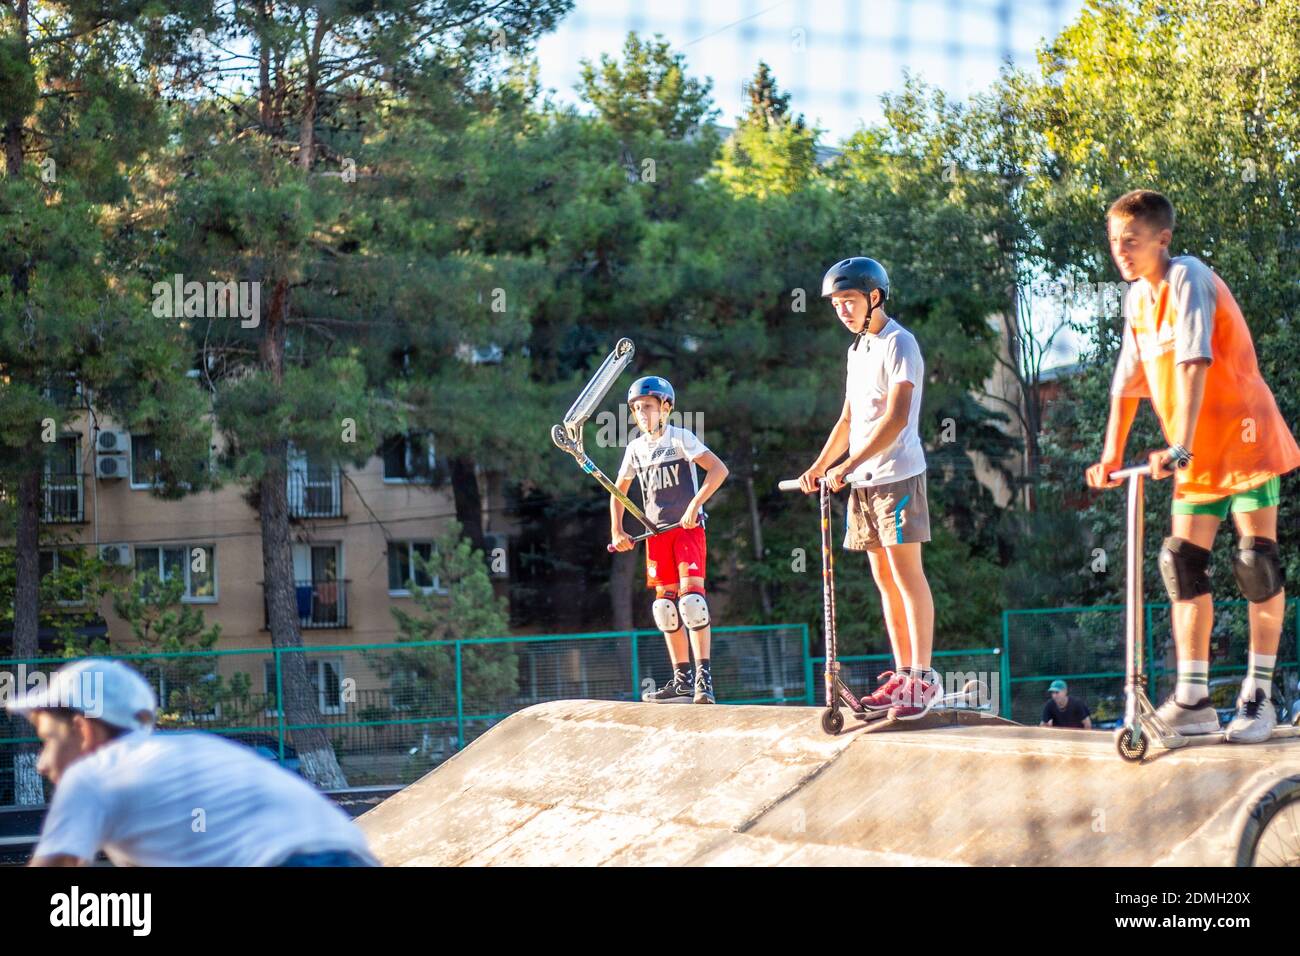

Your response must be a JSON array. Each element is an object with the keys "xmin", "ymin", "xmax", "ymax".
[
  {"xmin": 96, "ymin": 454, "xmax": 129, "ymax": 479},
  {"xmin": 96, "ymin": 430, "xmax": 131, "ymax": 454},
  {"xmin": 100, "ymin": 544, "xmax": 131, "ymax": 566},
  {"xmin": 483, "ymin": 532, "xmax": 509, "ymax": 578}
]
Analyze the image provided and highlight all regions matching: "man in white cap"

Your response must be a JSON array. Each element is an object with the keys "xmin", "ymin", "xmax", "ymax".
[{"xmin": 6, "ymin": 658, "xmax": 376, "ymax": 867}]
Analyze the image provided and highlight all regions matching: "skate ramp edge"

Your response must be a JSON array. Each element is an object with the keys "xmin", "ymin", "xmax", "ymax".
[{"xmin": 356, "ymin": 700, "xmax": 1300, "ymax": 866}]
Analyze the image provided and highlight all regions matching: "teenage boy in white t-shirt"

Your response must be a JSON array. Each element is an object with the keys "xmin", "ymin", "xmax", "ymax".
[
  {"xmin": 7, "ymin": 658, "xmax": 376, "ymax": 866},
  {"xmin": 798, "ymin": 257, "xmax": 939, "ymax": 720}
]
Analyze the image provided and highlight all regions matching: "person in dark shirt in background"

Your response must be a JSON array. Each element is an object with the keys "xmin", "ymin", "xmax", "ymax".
[{"xmin": 1040, "ymin": 680, "xmax": 1093, "ymax": 729}]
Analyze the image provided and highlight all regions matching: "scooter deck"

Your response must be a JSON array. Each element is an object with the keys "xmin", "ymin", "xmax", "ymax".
[{"xmin": 1155, "ymin": 724, "xmax": 1300, "ymax": 749}]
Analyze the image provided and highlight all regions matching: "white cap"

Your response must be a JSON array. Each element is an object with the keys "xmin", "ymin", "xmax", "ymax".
[{"xmin": 5, "ymin": 658, "xmax": 157, "ymax": 732}]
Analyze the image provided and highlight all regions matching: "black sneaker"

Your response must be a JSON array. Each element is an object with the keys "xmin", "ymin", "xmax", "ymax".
[
  {"xmin": 643, "ymin": 673, "xmax": 694, "ymax": 704},
  {"xmin": 694, "ymin": 667, "xmax": 715, "ymax": 705}
]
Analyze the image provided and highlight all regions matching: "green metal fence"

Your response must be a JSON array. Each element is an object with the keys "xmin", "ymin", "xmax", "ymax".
[
  {"xmin": 5, "ymin": 604, "xmax": 1295, "ymax": 803},
  {"xmin": 0, "ymin": 623, "xmax": 808, "ymax": 802},
  {"xmin": 1003, "ymin": 599, "xmax": 1300, "ymax": 726}
]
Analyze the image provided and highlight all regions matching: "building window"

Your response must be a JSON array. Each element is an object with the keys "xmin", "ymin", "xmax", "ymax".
[
  {"xmin": 40, "ymin": 548, "xmax": 86, "ymax": 606},
  {"xmin": 42, "ymin": 436, "xmax": 83, "ymax": 522},
  {"xmin": 135, "ymin": 544, "xmax": 216, "ymax": 602},
  {"xmin": 264, "ymin": 659, "xmax": 344, "ymax": 716},
  {"xmin": 42, "ymin": 374, "xmax": 84, "ymax": 408},
  {"xmin": 145, "ymin": 667, "xmax": 220, "ymax": 721},
  {"xmin": 286, "ymin": 543, "xmax": 347, "ymax": 628},
  {"xmin": 287, "ymin": 446, "xmax": 341, "ymax": 517},
  {"xmin": 382, "ymin": 433, "xmax": 436, "ymax": 482},
  {"xmin": 130, "ymin": 434, "xmax": 163, "ymax": 488},
  {"xmin": 131, "ymin": 434, "xmax": 210, "ymax": 489},
  {"xmin": 387, "ymin": 541, "xmax": 443, "ymax": 594}
]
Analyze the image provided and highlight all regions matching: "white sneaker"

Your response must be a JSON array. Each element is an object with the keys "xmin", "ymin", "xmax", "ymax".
[
  {"xmin": 1225, "ymin": 689, "xmax": 1277, "ymax": 744},
  {"xmin": 1153, "ymin": 696, "xmax": 1221, "ymax": 736}
]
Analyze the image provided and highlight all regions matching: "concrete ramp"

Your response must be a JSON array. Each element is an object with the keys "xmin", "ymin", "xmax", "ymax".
[{"xmin": 357, "ymin": 700, "xmax": 1300, "ymax": 866}]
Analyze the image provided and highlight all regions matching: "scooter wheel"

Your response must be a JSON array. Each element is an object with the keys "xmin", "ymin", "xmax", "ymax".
[
  {"xmin": 1115, "ymin": 727, "xmax": 1148, "ymax": 762},
  {"xmin": 821, "ymin": 708, "xmax": 844, "ymax": 736}
]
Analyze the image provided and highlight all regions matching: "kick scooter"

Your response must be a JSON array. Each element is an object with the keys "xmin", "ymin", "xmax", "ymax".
[
  {"xmin": 779, "ymin": 476, "xmax": 984, "ymax": 735},
  {"xmin": 1110, "ymin": 459, "xmax": 1300, "ymax": 762}
]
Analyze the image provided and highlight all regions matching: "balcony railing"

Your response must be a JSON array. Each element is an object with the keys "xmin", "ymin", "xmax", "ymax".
[
  {"xmin": 264, "ymin": 579, "xmax": 350, "ymax": 629},
  {"xmin": 41, "ymin": 473, "xmax": 85, "ymax": 523},
  {"xmin": 287, "ymin": 468, "xmax": 341, "ymax": 518}
]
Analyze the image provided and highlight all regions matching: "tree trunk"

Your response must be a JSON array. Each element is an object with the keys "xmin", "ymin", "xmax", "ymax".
[
  {"xmin": 12, "ymin": 473, "xmax": 40, "ymax": 659},
  {"xmin": 257, "ymin": 3, "xmax": 272, "ymax": 129},
  {"xmin": 297, "ymin": 83, "xmax": 317, "ymax": 170},
  {"xmin": 11, "ymin": 471, "xmax": 45, "ymax": 804},
  {"xmin": 259, "ymin": 454, "xmax": 347, "ymax": 789},
  {"xmin": 6, "ymin": 2, "xmax": 44, "ymax": 806},
  {"xmin": 745, "ymin": 474, "xmax": 772, "ymax": 617},
  {"xmin": 296, "ymin": 17, "xmax": 325, "ymax": 171},
  {"xmin": 2, "ymin": 0, "xmax": 27, "ymax": 176},
  {"xmin": 258, "ymin": 277, "xmax": 347, "ymax": 789},
  {"xmin": 449, "ymin": 456, "xmax": 486, "ymax": 556}
]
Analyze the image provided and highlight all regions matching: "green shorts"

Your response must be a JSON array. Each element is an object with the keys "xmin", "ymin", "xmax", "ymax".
[{"xmin": 1171, "ymin": 475, "xmax": 1280, "ymax": 518}]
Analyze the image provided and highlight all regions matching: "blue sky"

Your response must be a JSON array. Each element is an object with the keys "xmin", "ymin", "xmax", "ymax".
[{"xmin": 533, "ymin": 0, "xmax": 1088, "ymax": 146}]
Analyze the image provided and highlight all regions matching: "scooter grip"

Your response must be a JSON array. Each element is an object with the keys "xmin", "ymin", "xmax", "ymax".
[{"xmin": 777, "ymin": 479, "xmax": 802, "ymax": 491}]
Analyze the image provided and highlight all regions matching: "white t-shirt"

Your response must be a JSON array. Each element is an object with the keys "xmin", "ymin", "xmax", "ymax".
[
  {"xmin": 35, "ymin": 730, "xmax": 377, "ymax": 867},
  {"xmin": 845, "ymin": 318, "xmax": 926, "ymax": 486},
  {"xmin": 617, "ymin": 425, "xmax": 710, "ymax": 526}
]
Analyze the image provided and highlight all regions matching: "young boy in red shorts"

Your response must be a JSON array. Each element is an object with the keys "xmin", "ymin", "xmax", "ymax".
[
  {"xmin": 611, "ymin": 376, "xmax": 730, "ymax": 703},
  {"xmin": 1087, "ymin": 189, "xmax": 1300, "ymax": 743}
]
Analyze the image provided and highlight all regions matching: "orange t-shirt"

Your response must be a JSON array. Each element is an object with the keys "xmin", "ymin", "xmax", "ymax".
[{"xmin": 1110, "ymin": 256, "xmax": 1300, "ymax": 502}]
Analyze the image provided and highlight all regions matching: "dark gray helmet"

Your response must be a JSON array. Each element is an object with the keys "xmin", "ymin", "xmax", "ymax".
[
  {"xmin": 628, "ymin": 375, "xmax": 674, "ymax": 407},
  {"xmin": 821, "ymin": 257, "xmax": 890, "ymax": 303}
]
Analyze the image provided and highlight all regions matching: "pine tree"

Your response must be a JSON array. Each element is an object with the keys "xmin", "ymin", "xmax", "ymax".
[{"xmin": 0, "ymin": 0, "xmax": 210, "ymax": 803}]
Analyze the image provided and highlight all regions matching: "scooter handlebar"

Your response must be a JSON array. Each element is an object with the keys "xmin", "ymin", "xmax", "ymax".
[
  {"xmin": 1107, "ymin": 453, "xmax": 1190, "ymax": 483},
  {"xmin": 778, "ymin": 472, "xmax": 872, "ymax": 493}
]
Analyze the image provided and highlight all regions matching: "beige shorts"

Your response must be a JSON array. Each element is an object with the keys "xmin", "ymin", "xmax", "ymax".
[{"xmin": 844, "ymin": 472, "xmax": 931, "ymax": 551}]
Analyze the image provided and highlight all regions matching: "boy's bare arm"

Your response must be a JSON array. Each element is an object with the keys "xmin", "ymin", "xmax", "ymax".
[
  {"xmin": 813, "ymin": 394, "xmax": 852, "ymax": 468},
  {"xmin": 1087, "ymin": 395, "xmax": 1142, "ymax": 488},
  {"xmin": 689, "ymin": 451, "xmax": 729, "ymax": 508},
  {"xmin": 1102, "ymin": 395, "xmax": 1141, "ymax": 462},
  {"xmin": 1174, "ymin": 359, "xmax": 1209, "ymax": 451},
  {"xmin": 681, "ymin": 451, "xmax": 729, "ymax": 529}
]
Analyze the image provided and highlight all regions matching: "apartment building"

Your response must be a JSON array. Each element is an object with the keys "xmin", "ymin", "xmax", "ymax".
[{"xmin": 23, "ymin": 399, "xmax": 514, "ymax": 728}]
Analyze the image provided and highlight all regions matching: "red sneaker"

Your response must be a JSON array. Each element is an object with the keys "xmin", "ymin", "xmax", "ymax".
[
  {"xmin": 861, "ymin": 670, "xmax": 908, "ymax": 711},
  {"xmin": 888, "ymin": 676, "xmax": 940, "ymax": 720}
]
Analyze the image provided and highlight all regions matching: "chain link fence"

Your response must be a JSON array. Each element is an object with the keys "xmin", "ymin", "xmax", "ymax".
[
  {"xmin": 0, "ymin": 624, "xmax": 808, "ymax": 803},
  {"xmin": 1003, "ymin": 600, "xmax": 1300, "ymax": 726},
  {"xmin": 6, "ymin": 603, "xmax": 1295, "ymax": 804}
]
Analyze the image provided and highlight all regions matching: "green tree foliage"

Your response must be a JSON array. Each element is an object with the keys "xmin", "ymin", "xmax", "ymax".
[
  {"xmin": 374, "ymin": 519, "xmax": 516, "ymax": 712},
  {"xmin": 1027, "ymin": 0, "xmax": 1300, "ymax": 606},
  {"xmin": 715, "ymin": 61, "xmax": 819, "ymax": 198}
]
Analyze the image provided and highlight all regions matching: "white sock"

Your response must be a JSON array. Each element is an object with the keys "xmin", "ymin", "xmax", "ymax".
[
  {"xmin": 1175, "ymin": 660, "xmax": 1210, "ymax": 705},
  {"xmin": 1242, "ymin": 652, "xmax": 1276, "ymax": 700}
]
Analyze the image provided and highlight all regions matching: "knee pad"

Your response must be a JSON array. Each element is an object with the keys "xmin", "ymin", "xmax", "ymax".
[
  {"xmin": 1233, "ymin": 536, "xmax": 1284, "ymax": 602},
  {"xmin": 678, "ymin": 592, "xmax": 710, "ymax": 631},
  {"xmin": 652, "ymin": 597, "xmax": 681, "ymax": 633},
  {"xmin": 1158, "ymin": 537, "xmax": 1212, "ymax": 601}
]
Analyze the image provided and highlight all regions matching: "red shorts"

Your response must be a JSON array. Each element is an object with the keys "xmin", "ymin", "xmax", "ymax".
[{"xmin": 645, "ymin": 526, "xmax": 707, "ymax": 591}]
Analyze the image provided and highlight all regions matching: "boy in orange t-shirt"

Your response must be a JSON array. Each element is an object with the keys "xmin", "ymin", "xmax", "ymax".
[{"xmin": 1087, "ymin": 189, "xmax": 1300, "ymax": 743}]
